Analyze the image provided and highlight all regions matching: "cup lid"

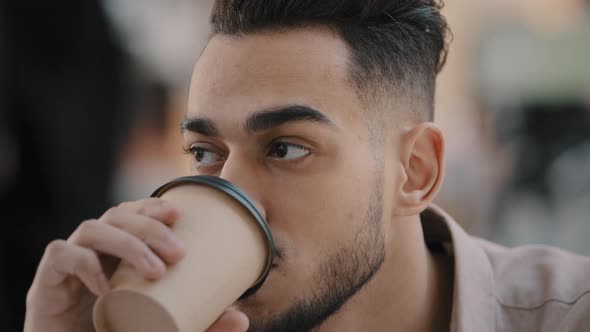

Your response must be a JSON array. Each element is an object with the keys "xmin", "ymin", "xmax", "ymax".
[{"xmin": 151, "ymin": 175, "xmax": 275, "ymax": 298}]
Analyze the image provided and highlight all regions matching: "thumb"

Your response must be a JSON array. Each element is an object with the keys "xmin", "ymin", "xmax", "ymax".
[{"xmin": 206, "ymin": 308, "xmax": 249, "ymax": 332}]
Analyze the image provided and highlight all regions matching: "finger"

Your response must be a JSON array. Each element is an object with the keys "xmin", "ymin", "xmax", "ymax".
[
  {"xmin": 206, "ymin": 309, "xmax": 249, "ymax": 332},
  {"xmin": 68, "ymin": 220, "xmax": 166, "ymax": 280},
  {"xmin": 143, "ymin": 204, "xmax": 180, "ymax": 225},
  {"xmin": 118, "ymin": 197, "xmax": 166, "ymax": 210},
  {"xmin": 37, "ymin": 240, "xmax": 110, "ymax": 297},
  {"xmin": 99, "ymin": 208, "xmax": 185, "ymax": 264},
  {"xmin": 118, "ymin": 198, "xmax": 180, "ymax": 225}
]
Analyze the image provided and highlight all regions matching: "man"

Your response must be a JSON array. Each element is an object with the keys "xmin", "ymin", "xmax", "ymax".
[{"xmin": 24, "ymin": 1, "xmax": 590, "ymax": 331}]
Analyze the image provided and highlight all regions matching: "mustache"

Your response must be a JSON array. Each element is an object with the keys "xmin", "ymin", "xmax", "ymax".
[
  {"xmin": 271, "ymin": 244, "xmax": 297, "ymax": 267},
  {"xmin": 273, "ymin": 246, "xmax": 286, "ymax": 262}
]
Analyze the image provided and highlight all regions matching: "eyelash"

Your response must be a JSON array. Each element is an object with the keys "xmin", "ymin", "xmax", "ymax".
[
  {"xmin": 182, "ymin": 140, "xmax": 311, "ymax": 169},
  {"xmin": 182, "ymin": 145, "xmax": 225, "ymax": 169}
]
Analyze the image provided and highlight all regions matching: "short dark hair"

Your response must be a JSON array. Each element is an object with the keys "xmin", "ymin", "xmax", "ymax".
[{"xmin": 210, "ymin": 0, "xmax": 450, "ymax": 122}]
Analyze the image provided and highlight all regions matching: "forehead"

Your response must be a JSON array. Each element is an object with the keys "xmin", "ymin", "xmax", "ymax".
[{"xmin": 188, "ymin": 28, "xmax": 363, "ymax": 127}]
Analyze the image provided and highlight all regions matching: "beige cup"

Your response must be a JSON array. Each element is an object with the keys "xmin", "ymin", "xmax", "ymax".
[{"xmin": 93, "ymin": 176, "xmax": 274, "ymax": 332}]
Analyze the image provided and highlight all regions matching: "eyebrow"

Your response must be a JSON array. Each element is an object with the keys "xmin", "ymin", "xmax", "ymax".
[
  {"xmin": 180, "ymin": 117, "xmax": 218, "ymax": 136},
  {"xmin": 244, "ymin": 105, "xmax": 334, "ymax": 133},
  {"xmin": 181, "ymin": 105, "xmax": 335, "ymax": 136}
]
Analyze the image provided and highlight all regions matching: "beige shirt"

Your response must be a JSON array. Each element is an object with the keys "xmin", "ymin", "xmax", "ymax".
[{"xmin": 422, "ymin": 205, "xmax": 590, "ymax": 332}]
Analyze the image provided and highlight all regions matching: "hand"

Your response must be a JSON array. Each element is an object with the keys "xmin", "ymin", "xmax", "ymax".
[{"xmin": 24, "ymin": 198, "xmax": 186, "ymax": 332}]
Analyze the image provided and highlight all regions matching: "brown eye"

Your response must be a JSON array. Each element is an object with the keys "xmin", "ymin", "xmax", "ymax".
[
  {"xmin": 268, "ymin": 142, "xmax": 310, "ymax": 160},
  {"xmin": 189, "ymin": 146, "xmax": 225, "ymax": 167},
  {"xmin": 194, "ymin": 147, "xmax": 208, "ymax": 162},
  {"xmin": 273, "ymin": 143, "xmax": 289, "ymax": 158}
]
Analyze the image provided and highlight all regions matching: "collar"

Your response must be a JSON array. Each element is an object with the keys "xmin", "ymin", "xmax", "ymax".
[{"xmin": 420, "ymin": 205, "xmax": 496, "ymax": 332}]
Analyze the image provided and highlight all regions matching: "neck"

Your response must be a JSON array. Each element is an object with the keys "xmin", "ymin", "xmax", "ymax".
[{"xmin": 317, "ymin": 214, "xmax": 454, "ymax": 332}]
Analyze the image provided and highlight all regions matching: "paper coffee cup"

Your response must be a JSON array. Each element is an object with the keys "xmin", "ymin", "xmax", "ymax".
[{"xmin": 93, "ymin": 176, "xmax": 275, "ymax": 332}]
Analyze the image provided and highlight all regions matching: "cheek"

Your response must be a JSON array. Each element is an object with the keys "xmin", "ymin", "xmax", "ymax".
[
  {"xmin": 265, "ymin": 169, "xmax": 373, "ymax": 268},
  {"xmin": 261, "ymin": 134, "xmax": 377, "ymax": 267}
]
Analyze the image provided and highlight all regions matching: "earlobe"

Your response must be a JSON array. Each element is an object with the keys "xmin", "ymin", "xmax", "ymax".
[{"xmin": 393, "ymin": 123, "xmax": 445, "ymax": 216}]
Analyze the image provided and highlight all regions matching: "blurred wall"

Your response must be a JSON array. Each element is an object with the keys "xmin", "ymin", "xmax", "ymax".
[
  {"xmin": 434, "ymin": 0, "xmax": 590, "ymax": 254},
  {"xmin": 0, "ymin": 1, "xmax": 134, "ymax": 330}
]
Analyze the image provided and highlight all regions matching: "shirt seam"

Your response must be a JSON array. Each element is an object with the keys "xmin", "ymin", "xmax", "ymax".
[{"xmin": 495, "ymin": 289, "xmax": 590, "ymax": 311}]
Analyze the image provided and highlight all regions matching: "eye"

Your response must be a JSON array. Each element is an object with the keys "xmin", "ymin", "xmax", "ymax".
[
  {"xmin": 186, "ymin": 145, "xmax": 225, "ymax": 168},
  {"xmin": 268, "ymin": 142, "xmax": 310, "ymax": 160}
]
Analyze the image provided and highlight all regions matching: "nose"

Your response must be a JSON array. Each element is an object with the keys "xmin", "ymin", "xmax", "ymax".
[{"xmin": 219, "ymin": 154, "xmax": 268, "ymax": 221}]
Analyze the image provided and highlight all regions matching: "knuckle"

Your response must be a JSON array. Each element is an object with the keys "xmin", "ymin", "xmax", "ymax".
[
  {"xmin": 100, "ymin": 207, "xmax": 119, "ymax": 224},
  {"xmin": 73, "ymin": 251, "xmax": 99, "ymax": 276},
  {"xmin": 136, "ymin": 202, "xmax": 149, "ymax": 215},
  {"xmin": 68, "ymin": 219, "xmax": 98, "ymax": 244},
  {"xmin": 78, "ymin": 219, "xmax": 99, "ymax": 233},
  {"xmin": 45, "ymin": 239, "xmax": 67, "ymax": 256}
]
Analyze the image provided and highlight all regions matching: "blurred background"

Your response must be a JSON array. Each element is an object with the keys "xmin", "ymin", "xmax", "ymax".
[{"xmin": 1, "ymin": 0, "xmax": 589, "ymax": 330}]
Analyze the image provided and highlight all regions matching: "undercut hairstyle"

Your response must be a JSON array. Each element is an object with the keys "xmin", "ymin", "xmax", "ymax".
[{"xmin": 210, "ymin": 0, "xmax": 450, "ymax": 123}]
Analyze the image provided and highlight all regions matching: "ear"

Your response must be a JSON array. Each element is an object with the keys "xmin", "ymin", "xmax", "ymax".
[{"xmin": 393, "ymin": 123, "xmax": 445, "ymax": 216}]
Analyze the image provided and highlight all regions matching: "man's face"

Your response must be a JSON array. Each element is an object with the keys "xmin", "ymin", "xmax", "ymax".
[{"xmin": 185, "ymin": 28, "xmax": 400, "ymax": 331}]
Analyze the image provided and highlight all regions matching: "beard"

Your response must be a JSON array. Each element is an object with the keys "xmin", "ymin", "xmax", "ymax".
[{"xmin": 245, "ymin": 176, "xmax": 386, "ymax": 332}]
